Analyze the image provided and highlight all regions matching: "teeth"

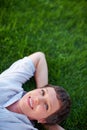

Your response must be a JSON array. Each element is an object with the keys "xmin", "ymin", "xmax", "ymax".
[{"xmin": 30, "ymin": 98, "xmax": 33, "ymax": 109}]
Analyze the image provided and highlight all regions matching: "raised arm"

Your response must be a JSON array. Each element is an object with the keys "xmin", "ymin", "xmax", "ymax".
[
  {"xmin": 28, "ymin": 52, "xmax": 65, "ymax": 130},
  {"xmin": 28, "ymin": 52, "xmax": 48, "ymax": 88}
]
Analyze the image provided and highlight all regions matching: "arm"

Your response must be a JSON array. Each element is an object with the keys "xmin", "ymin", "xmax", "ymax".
[
  {"xmin": 28, "ymin": 52, "xmax": 48, "ymax": 88},
  {"xmin": 29, "ymin": 52, "xmax": 64, "ymax": 130}
]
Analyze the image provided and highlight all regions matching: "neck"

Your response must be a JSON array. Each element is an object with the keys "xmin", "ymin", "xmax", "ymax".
[{"xmin": 6, "ymin": 100, "xmax": 23, "ymax": 114}]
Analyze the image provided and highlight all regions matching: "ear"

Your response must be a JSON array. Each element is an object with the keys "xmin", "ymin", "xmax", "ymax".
[{"xmin": 38, "ymin": 118, "xmax": 46, "ymax": 124}]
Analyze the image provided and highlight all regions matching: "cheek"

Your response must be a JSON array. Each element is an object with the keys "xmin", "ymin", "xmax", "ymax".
[
  {"xmin": 36, "ymin": 105, "xmax": 45, "ymax": 112},
  {"xmin": 35, "ymin": 105, "xmax": 47, "ymax": 119}
]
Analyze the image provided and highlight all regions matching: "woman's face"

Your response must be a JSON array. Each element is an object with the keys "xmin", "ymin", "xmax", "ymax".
[{"xmin": 19, "ymin": 87, "xmax": 60, "ymax": 123}]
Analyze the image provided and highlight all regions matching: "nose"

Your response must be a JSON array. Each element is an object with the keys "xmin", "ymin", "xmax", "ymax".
[{"xmin": 34, "ymin": 97, "xmax": 43, "ymax": 105}]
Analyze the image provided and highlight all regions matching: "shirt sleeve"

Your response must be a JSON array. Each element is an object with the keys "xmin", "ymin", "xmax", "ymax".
[{"xmin": 0, "ymin": 57, "xmax": 35, "ymax": 85}]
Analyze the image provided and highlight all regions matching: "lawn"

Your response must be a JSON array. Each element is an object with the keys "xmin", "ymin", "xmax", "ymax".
[{"xmin": 0, "ymin": 0, "xmax": 87, "ymax": 130}]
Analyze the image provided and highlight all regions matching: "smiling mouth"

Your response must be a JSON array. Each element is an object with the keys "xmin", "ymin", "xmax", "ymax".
[{"xmin": 28, "ymin": 97, "xmax": 33, "ymax": 109}]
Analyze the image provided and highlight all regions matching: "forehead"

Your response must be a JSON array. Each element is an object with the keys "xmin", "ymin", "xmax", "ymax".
[{"xmin": 44, "ymin": 87, "xmax": 60, "ymax": 114}]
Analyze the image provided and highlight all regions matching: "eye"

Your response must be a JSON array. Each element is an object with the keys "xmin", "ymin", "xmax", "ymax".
[
  {"xmin": 41, "ymin": 89, "xmax": 45, "ymax": 96},
  {"xmin": 41, "ymin": 89, "xmax": 49, "ymax": 110},
  {"xmin": 45, "ymin": 103, "xmax": 49, "ymax": 110}
]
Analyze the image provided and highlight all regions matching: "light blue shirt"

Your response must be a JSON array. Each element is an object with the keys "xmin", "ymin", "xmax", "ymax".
[{"xmin": 0, "ymin": 57, "xmax": 38, "ymax": 130}]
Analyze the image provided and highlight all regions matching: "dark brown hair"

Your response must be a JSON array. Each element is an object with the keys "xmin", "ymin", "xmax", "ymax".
[{"xmin": 43, "ymin": 84, "xmax": 71, "ymax": 125}]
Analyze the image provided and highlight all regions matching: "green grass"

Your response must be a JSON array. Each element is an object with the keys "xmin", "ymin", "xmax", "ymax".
[{"xmin": 0, "ymin": 0, "xmax": 87, "ymax": 130}]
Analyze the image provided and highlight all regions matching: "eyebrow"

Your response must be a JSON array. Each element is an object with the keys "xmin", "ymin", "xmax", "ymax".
[
  {"xmin": 45, "ymin": 88, "xmax": 48, "ymax": 93},
  {"xmin": 45, "ymin": 88, "xmax": 52, "ymax": 111}
]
